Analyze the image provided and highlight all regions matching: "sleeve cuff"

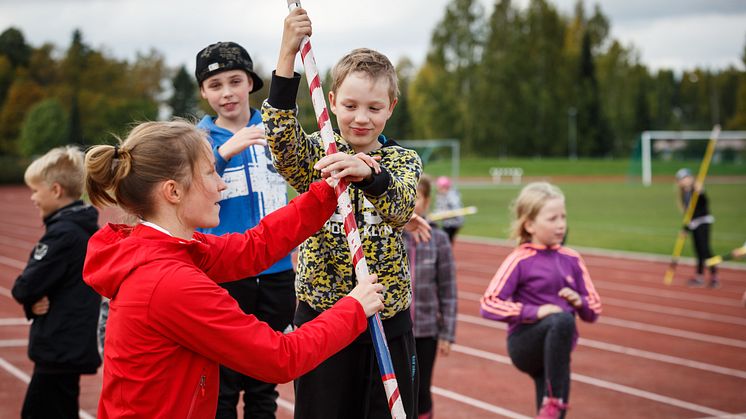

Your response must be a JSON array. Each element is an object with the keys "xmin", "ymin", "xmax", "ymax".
[
  {"xmin": 352, "ymin": 166, "xmax": 391, "ymax": 197},
  {"xmin": 268, "ymin": 71, "xmax": 302, "ymax": 110},
  {"xmin": 213, "ymin": 147, "xmax": 228, "ymax": 176},
  {"xmin": 520, "ymin": 304, "xmax": 539, "ymax": 323}
]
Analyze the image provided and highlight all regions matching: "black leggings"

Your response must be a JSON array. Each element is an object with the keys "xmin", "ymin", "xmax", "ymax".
[
  {"xmin": 507, "ymin": 312, "xmax": 575, "ymax": 417},
  {"xmin": 691, "ymin": 223, "xmax": 717, "ymax": 276},
  {"xmin": 415, "ymin": 337, "xmax": 438, "ymax": 414}
]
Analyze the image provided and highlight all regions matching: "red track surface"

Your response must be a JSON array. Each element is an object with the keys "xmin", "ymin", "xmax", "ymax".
[{"xmin": 1, "ymin": 185, "xmax": 744, "ymax": 418}]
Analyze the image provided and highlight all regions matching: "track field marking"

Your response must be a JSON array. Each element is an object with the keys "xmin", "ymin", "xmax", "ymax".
[
  {"xmin": 592, "ymin": 281, "xmax": 743, "ymax": 307},
  {"xmin": 0, "ymin": 236, "xmax": 35, "ymax": 249},
  {"xmin": 599, "ymin": 296, "xmax": 746, "ymax": 326},
  {"xmin": 431, "ymin": 386, "xmax": 531, "ymax": 419},
  {"xmin": 0, "ymin": 286, "xmax": 12, "ymax": 298},
  {"xmin": 460, "ymin": 291, "xmax": 746, "ymax": 348},
  {"xmin": 0, "ymin": 356, "xmax": 95, "ymax": 419},
  {"xmin": 274, "ymin": 385, "xmax": 530, "ymax": 419},
  {"xmin": 0, "ymin": 318, "xmax": 29, "ymax": 326},
  {"xmin": 452, "ymin": 345, "xmax": 732, "ymax": 417},
  {"xmin": 0, "ymin": 255, "xmax": 25, "ymax": 270},
  {"xmin": 0, "ymin": 339, "xmax": 26, "ymax": 347},
  {"xmin": 458, "ymin": 314, "xmax": 746, "ymax": 380}
]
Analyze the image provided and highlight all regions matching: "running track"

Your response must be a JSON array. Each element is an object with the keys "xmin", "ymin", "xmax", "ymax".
[{"xmin": 0, "ymin": 185, "xmax": 744, "ymax": 418}]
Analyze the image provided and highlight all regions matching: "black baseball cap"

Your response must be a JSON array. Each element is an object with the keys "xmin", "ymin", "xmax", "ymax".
[{"xmin": 195, "ymin": 41, "xmax": 264, "ymax": 93}]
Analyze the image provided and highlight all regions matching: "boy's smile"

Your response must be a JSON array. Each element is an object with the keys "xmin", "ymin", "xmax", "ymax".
[
  {"xmin": 200, "ymin": 70, "xmax": 253, "ymax": 130},
  {"xmin": 329, "ymin": 71, "xmax": 397, "ymax": 154}
]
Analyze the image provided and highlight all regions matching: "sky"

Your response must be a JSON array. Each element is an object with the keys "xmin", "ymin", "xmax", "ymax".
[{"xmin": 1, "ymin": 0, "xmax": 745, "ymax": 77}]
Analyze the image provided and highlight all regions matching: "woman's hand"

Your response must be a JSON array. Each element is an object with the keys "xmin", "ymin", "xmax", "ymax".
[
  {"xmin": 347, "ymin": 274, "xmax": 384, "ymax": 317},
  {"xmin": 558, "ymin": 287, "xmax": 583, "ymax": 308}
]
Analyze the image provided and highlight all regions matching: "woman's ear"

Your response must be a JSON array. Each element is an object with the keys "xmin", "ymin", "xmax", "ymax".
[{"xmin": 160, "ymin": 180, "xmax": 182, "ymax": 205}]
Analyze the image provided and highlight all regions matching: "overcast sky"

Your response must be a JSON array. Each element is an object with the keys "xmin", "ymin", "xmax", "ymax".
[{"xmin": 1, "ymin": 0, "xmax": 745, "ymax": 77}]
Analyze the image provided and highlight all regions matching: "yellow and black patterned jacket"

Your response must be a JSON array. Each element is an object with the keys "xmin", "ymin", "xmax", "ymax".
[{"xmin": 262, "ymin": 73, "xmax": 422, "ymax": 320}]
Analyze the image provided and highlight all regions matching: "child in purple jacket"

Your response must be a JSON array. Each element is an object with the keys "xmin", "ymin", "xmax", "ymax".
[{"xmin": 480, "ymin": 182, "xmax": 602, "ymax": 419}]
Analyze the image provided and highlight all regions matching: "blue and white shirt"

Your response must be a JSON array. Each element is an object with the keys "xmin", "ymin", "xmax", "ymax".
[{"xmin": 197, "ymin": 109, "xmax": 292, "ymax": 275}]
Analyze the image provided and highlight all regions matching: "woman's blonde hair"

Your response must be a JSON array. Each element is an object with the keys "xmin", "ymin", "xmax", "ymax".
[
  {"xmin": 24, "ymin": 146, "xmax": 86, "ymax": 199},
  {"xmin": 85, "ymin": 120, "xmax": 210, "ymax": 219},
  {"xmin": 510, "ymin": 182, "xmax": 564, "ymax": 243}
]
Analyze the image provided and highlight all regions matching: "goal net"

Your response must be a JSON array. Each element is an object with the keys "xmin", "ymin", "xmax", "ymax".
[
  {"xmin": 397, "ymin": 139, "xmax": 460, "ymax": 183},
  {"xmin": 636, "ymin": 130, "xmax": 746, "ymax": 186}
]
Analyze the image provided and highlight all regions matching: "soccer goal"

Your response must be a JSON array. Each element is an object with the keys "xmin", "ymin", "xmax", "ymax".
[
  {"xmin": 639, "ymin": 130, "xmax": 746, "ymax": 186},
  {"xmin": 398, "ymin": 139, "xmax": 460, "ymax": 182}
]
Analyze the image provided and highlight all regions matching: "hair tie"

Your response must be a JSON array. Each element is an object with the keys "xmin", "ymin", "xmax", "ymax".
[{"xmin": 113, "ymin": 145, "xmax": 119, "ymax": 159}]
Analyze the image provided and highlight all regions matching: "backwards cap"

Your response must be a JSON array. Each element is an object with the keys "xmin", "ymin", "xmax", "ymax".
[{"xmin": 195, "ymin": 41, "xmax": 264, "ymax": 93}]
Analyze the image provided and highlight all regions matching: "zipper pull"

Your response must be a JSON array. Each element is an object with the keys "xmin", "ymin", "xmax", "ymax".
[{"xmin": 200, "ymin": 375, "xmax": 206, "ymax": 396}]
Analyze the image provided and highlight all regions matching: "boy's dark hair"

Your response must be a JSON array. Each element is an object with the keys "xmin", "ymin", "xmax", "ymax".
[{"xmin": 195, "ymin": 41, "xmax": 264, "ymax": 92}]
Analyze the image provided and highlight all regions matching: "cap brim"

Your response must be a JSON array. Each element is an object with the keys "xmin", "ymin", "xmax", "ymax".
[{"xmin": 249, "ymin": 72, "xmax": 264, "ymax": 93}]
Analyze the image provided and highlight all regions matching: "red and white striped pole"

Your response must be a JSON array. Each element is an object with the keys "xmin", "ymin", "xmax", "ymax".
[{"xmin": 285, "ymin": 1, "xmax": 406, "ymax": 417}]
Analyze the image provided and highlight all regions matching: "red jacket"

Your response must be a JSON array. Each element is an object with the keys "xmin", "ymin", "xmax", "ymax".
[{"xmin": 83, "ymin": 181, "xmax": 368, "ymax": 418}]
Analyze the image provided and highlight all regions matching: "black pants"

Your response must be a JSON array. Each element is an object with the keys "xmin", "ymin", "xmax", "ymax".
[
  {"xmin": 507, "ymin": 312, "xmax": 575, "ymax": 418},
  {"xmin": 442, "ymin": 226, "xmax": 460, "ymax": 244},
  {"xmin": 216, "ymin": 269, "xmax": 296, "ymax": 419},
  {"xmin": 415, "ymin": 337, "xmax": 438, "ymax": 415},
  {"xmin": 293, "ymin": 329, "xmax": 419, "ymax": 419},
  {"xmin": 691, "ymin": 223, "xmax": 717, "ymax": 276},
  {"xmin": 21, "ymin": 371, "xmax": 80, "ymax": 419}
]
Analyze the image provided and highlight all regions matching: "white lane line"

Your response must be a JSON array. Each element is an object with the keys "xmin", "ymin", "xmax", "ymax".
[
  {"xmin": 459, "ymin": 291, "xmax": 746, "ymax": 349},
  {"xmin": 0, "ymin": 356, "xmax": 95, "ymax": 419},
  {"xmin": 592, "ymin": 281, "xmax": 742, "ymax": 308},
  {"xmin": 458, "ymin": 314, "xmax": 746, "ymax": 380},
  {"xmin": 431, "ymin": 386, "xmax": 531, "ymax": 419},
  {"xmin": 599, "ymin": 317, "xmax": 746, "ymax": 349},
  {"xmin": 0, "ymin": 339, "xmax": 26, "ymax": 347},
  {"xmin": 275, "ymin": 386, "xmax": 530, "ymax": 419},
  {"xmin": 0, "ymin": 317, "xmax": 30, "ymax": 326},
  {"xmin": 452, "ymin": 345, "xmax": 732, "ymax": 417},
  {"xmin": 0, "ymin": 286, "xmax": 12, "ymax": 298},
  {"xmin": 0, "ymin": 255, "xmax": 25, "ymax": 270},
  {"xmin": 600, "ymin": 296, "xmax": 746, "ymax": 326}
]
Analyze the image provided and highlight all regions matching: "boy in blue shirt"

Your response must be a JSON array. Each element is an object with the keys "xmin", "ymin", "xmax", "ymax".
[{"xmin": 195, "ymin": 41, "xmax": 293, "ymax": 419}]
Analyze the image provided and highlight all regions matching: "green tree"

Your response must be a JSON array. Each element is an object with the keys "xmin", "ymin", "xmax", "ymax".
[
  {"xmin": 19, "ymin": 99, "xmax": 69, "ymax": 157},
  {"xmin": 386, "ymin": 57, "xmax": 414, "ymax": 140},
  {"xmin": 0, "ymin": 78, "xmax": 45, "ymax": 154},
  {"xmin": 576, "ymin": 31, "xmax": 610, "ymax": 156},
  {"xmin": 411, "ymin": 0, "xmax": 484, "ymax": 152},
  {"xmin": 169, "ymin": 65, "xmax": 198, "ymax": 118},
  {"xmin": 0, "ymin": 27, "xmax": 31, "ymax": 68}
]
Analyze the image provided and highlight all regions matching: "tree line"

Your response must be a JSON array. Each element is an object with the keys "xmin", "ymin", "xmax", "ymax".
[{"xmin": 1, "ymin": 0, "xmax": 745, "ymax": 160}]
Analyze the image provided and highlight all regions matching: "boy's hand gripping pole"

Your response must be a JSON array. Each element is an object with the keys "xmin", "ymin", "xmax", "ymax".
[
  {"xmin": 285, "ymin": 1, "xmax": 406, "ymax": 417},
  {"xmin": 663, "ymin": 125, "xmax": 720, "ymax": 285}
]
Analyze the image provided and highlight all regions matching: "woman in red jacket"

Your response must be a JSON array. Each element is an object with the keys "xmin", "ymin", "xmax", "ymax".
[{"xmin": 83, "ymin": 120, "xmax": 384, "ymax": 418}]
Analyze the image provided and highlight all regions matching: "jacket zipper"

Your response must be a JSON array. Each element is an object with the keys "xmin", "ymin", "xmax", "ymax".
[{"xmin": 186, "ymin": 373, "xmax": 206, "ymax": 419}]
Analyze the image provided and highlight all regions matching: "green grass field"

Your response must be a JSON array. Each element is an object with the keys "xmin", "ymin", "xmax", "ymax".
[{"xmin": 455, "ymin": 182, "xmax": 746, "ymax": 259}]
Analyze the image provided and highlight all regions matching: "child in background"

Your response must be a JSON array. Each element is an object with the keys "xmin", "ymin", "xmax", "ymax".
[
  {"xmin": 675, "ymin": 168, "xmax": 719, "ymax": 288},
  {"xmin": 194, "ymin": 40, "xmax": 296, "ymax": 418},
  {"xmin": 82, "ymin": 120, "xmax": 384, "ymax": 418},
  {"xmin": 434, "ymin": 176, "xmax": 464, "ymax": 243},
  {"xmin": 405, "ymin": 174, "xmax": 457, "ymax": 419},
  {"xmin": 480, "ymin": 182, "xmax": 602, "ymax": 419},
  {"xmin": 11, "ymin": 146, "xmax": 101, "ymax": 418},
  {"xmin": 262, "ymin": 7, "xmax": 422, "ymax": 418}
]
